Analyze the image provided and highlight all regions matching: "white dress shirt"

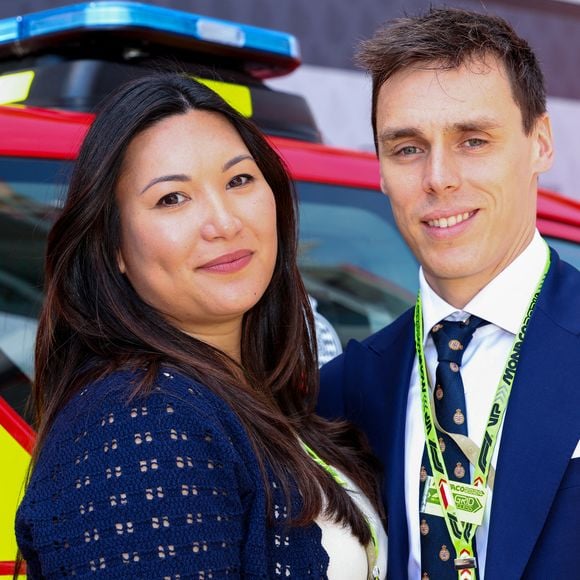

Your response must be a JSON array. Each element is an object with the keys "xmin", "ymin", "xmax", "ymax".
[{"xmin": 405, "ymin": 231, "xmax": 549, "ymax": 580}]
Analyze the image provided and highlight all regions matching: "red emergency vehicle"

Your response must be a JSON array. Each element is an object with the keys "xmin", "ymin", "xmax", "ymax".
[{"xmin": 1, "ymin": 3, "xmax": 580, "ymax": 575}]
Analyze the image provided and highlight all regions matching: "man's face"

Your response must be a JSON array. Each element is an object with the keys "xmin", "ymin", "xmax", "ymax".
[{"xmin": 376, "ymin": 57, "xmax": 553, "ymax": 306}]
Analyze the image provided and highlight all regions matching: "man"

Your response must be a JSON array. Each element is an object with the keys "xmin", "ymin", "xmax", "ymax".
[{"xmin": 318, "ymin": 8, "xmax": 580, "ymax": 580}]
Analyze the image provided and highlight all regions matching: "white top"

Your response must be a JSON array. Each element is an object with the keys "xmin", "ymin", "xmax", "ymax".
[
  {"xmin": 405, "ymin": 230, "xmax": 549, "ymax": 580},
  {"xmin": 317, "ymin": 467, "xmax": 388, "ymax": 579}
]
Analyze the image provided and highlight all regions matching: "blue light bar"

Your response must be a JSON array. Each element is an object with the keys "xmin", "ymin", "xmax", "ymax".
[
  {"xmin": 0, "ymin": 1, "xmax": 300, "ymax": 60},
  {"xmin": 0, "ymin": 15, "xmax": 19, "ymax": 44}
]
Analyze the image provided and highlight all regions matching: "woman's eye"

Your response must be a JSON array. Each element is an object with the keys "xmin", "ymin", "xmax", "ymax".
[
  {"xmin": 227, "ymin": 174, "xmax": 254, "ymax": 189},
  {"xmin": 156, "ymin": 192, "xmax": 187, "ymax": 207}
]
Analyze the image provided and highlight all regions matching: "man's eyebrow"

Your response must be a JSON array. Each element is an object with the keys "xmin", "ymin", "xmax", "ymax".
[
  {"xmin": 454, "ymin": 119, "xmax": 501, "ymax": 132},
  {"xmin": 378, "ymin": 128, "xmax": 423, "ymax": 145},
  {"xmin": 378, "ymin": 118, "xmax": 501, "ymax": 146},
  {"xmin": 140, "ymin": 174, "xmax": 190, "ymax": 195},
  {"xmin": 222, "ymin": 154, "xmax": 254, "ymax": 172}
]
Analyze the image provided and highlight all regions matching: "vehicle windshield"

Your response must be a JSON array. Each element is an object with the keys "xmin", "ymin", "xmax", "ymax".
[
  {"xmin": 545, "ymin": 236, "xmax": 580, "ymax": 270},
  {"xmin": 0, "ymin": 156, "xmax": 419, "ymax": 423},
  {"xmin": 5, "ymin": 156, "xmax": 580, "ymax": 426},
  {"xmin": 296, "ymin": 181, "xmax": 418, "ymax": 342},
  {"xmin": 0, "ymin": 157, "xmax": 71, "ymax": 421}
]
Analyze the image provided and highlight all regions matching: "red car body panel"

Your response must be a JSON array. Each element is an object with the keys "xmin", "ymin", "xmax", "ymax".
[
  {"xmin": 3, "ymin": 105, "xmax": 580, "ymax": 241},
  {"xmin": 0, "ymin": 397, "xmax": 34, "ymax": 454},
  {"xmin": 2, "ymin": 94, "xmax": 580, "ymax": 579}
]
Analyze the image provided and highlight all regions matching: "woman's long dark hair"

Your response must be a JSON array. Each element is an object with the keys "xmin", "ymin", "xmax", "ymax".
[{"xmin": 31, "ymin": 73, "xmax": 383, "ymax": 543}]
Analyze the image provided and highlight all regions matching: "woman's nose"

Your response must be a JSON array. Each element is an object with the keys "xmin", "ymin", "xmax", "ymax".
[{"xmin": 199, "ymin": 193, "xmax": 243, "ymax": 241}]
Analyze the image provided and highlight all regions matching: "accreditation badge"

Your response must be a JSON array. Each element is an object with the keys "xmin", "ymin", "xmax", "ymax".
[{"xmin": 420, "ymin": 476, "xmax": 488, "ymax": 526}]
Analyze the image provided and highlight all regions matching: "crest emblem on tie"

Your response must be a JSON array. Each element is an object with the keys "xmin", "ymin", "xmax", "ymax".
[
  {"xmin": 454, "ymin": 462, "xmax": 466, "ymax": 479},
  {"xmin": 448, "ymin": 339, "xmax": 463, "ymax": 351},
  {"xmin": 439, "ymin": 437, "xmax": 446, "ymax": 453},
  {"xmin": 453, "ymin": 408, "xmax": 465, "ymax": 425},
  {"xmin": 420, "ymin": 519, "xmax": 430, "ymax": 535},
  {"xmin": 449, "ymin": 362, "xmax": 460, "ymax": 373},
  {"xmin": 435, "ymin": 386, "xmax": 444, "ymax": 400},
  {"xmin": 432, "ymin": 323, "xmax": 443, "ymax": 333},
  {"xmin": 439, "ymin": 545, "xmax": 451, "ymax": 561},
  {"xmin": 420, "ymin": 465, "xmax": 428, "ymax": 482},
  {"xmin": 422, "ymin": 573, "xmax": 430, "ymax": 580}
]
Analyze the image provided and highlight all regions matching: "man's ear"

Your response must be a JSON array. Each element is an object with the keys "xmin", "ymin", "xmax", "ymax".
[
  {"xmin": 533, "ymin": 113, "xmax": 554, "ymax": 174},
  {"xmin": 380, "ymin": 176, "xmax": 388, "ymax": 195}
]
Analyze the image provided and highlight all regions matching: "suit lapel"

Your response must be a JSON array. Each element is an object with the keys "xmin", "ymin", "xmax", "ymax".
[
  {"xmin": 362, "ymin": 310, "xmax": 416, "ymax": 580},
  {"xmin": 486, "ymin": 254, "xmax": 580, "ymax": 578}
]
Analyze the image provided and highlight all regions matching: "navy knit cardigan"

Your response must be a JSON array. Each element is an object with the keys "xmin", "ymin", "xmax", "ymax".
[{"xmin": 16, "ymin": 369, "xmax": 331, "ymax": 578}]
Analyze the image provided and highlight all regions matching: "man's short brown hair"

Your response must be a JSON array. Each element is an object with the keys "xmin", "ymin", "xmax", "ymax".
[{"xmin": 357, "ymin": 8, "xmax": 546, "ymax": 148}]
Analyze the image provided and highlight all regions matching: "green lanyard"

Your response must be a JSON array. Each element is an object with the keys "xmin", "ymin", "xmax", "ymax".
[
  {"xmin": 414, "ymin": 248, "xmax": 550, "ymax": 579},
  {"xmin": 302, "ymin": 442, "xmax": 380, "ymax": 580}
]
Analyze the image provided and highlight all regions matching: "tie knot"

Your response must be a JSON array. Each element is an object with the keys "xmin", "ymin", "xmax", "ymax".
[{"xmin": 430, "ymin": 315, "xmax": 488, "ymax": 365}]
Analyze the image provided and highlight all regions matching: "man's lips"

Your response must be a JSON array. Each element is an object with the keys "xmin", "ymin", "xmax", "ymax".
[
  {"xmin": 424, "ymin": 210, "xmax": 476, "ymax": 229},
  {"xmin": 198, "ymin": 249, "xmax": 253, "ymax": 272}
]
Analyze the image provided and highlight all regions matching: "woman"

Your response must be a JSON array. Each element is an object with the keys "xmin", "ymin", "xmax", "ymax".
[{"xmin": 15, "ymin": 73, "xmax": 387, "ymax": 579}]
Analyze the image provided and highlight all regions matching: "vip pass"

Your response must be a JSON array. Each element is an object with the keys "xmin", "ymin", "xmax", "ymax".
[
  {"xmin": 414, "ymin": 245, "xmax": 550, "ymax": 579},
  {"xmin": 421, "ymin": 476, "xmax": 487, "ymax": 526}
]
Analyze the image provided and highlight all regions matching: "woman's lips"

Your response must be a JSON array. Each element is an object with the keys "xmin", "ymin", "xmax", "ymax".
[{"xmin": 198, "ymin": 249, "xmax": 253, "ymax": 273}]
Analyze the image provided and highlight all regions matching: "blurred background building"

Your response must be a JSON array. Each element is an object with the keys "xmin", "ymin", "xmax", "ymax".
[{"xmin": 2, "ymin": 0, "xmax": 580, "ymax": 198}]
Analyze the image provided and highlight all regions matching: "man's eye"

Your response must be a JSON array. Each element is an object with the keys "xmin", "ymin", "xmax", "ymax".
[
  {"xmin": 227, "ymin": 174, "xmax": 254, "ymax": 189},
  {"xmin": 464, "ymin": 138, "xmax": 486, "ymax": 148},
  {"xmin": 156, "ymin": 192, "xmax": 187, "ymax": 207},
  {"xmin": 395, "ymin": 146, "xmax": 421, "ymax": 156}
]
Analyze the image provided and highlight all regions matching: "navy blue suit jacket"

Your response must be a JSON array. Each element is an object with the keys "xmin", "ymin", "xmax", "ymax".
[{"xmin": 319, "ymin": 250, "xmax": 580, "ymax": 579}]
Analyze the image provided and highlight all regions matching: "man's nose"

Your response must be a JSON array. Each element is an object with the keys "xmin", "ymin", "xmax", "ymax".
[{"xmin": 422, "ymin": 148, "xmax": 461, "ymax": 195}]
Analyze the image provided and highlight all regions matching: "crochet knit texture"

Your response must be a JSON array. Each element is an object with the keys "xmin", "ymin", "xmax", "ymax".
[{"xmin": 16, "ymin": 369, "xmax": 330, "ymax": 578}]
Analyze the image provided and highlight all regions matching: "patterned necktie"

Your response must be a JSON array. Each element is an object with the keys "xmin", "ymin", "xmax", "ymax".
[{"xmin": 419, "ymin": 315, "xmax": 488, "ymax": 580}]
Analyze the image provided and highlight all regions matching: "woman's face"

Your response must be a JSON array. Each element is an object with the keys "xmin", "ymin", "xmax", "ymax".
[{"xmin": 116, "ymin": 110, "xmax": 278, "ymax": 350}]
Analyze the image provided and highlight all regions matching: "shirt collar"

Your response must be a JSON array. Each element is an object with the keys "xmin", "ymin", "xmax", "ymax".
[{"xmin": 419, "ymin": 230, "xmax": 549, "ymax": 342}]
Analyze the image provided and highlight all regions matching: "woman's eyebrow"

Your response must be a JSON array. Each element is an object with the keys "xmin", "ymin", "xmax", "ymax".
[
  {"xmin": 140, "ymin": 174, "xmax": 190, "ymax": 195},
  {"xmin": 139, "ymin": 154, "xmax": 255, "ymax": 194},
  {"xmin": 222, "ymin": 154, "xmax": 254, "ymax": 172}
]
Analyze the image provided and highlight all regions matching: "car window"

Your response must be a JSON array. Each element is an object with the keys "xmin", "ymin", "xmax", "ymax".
[
  {"xmin": 545, "ymin": 236, "xmax": 580, "ymax": 270},
  {"xmin": 0, "ymin": 159, "xmax": 421, "ymax": 421},
  {"xmin": 0, "ymin": 157, "xmax": 69, "ymax": 312},
  {"xmin": 0, "ymin": 157, "xmax": 71, "ymax": 421},
  {"xmin": 296, "ymin": 181, "xmax": 418, "ymax": 345}
]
